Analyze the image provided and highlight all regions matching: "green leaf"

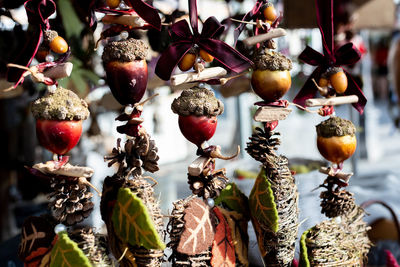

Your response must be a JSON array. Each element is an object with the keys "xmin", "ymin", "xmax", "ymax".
[
  {"xmin": 299, "ymin": 229, "xmax": 311, "ymax": 267},
  {"xmin": 50, "ymin": 231, "xmax": 91, "ymax": 267},
  {"xmin": 249, "ymin": 168, "xmax": 279, "ymax": 232},
  {"xmin": 215, "ymin": 183, "xmax": 249, "ymax": 218},
  {"xmin": 58, "ymin": 0, "xmax": 84, "ymax": 38},
  {"xmin": 112, "ymin": 188, "xmax": 166, "ymax": 250}
]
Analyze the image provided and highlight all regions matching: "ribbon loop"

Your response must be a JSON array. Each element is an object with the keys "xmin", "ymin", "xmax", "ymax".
[{"xmin": 298, "ymin": 46, "xmax": 326, "ymax": 67}]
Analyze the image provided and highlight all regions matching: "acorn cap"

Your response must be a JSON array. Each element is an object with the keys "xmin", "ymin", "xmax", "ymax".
[
  {"xmin": 102, "ymin": 38, "xmax": 148, "ymax": 65},
  {"xmin": 171, "ymin": 86, "xmax": 224, "ymax": 117},
  {"xmin": 325, "ymin": 67, "xmax": 343, "ymax": 77},
  {"xmin": 43, "ymin": 30, "xmax": 58, "ymax": 44},
  {"xmin": 253, "ymin": 49, "xmax": 292, "ymax": 71},
  {"xmin": 316, "ymin": 116, "xmax": 356, "ymax": 138},
  {"xmin": 31, "ymin": 87, "xmax": 89, "ymax": 121}
]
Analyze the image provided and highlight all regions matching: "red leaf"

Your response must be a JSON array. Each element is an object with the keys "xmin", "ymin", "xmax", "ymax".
[
  {"xmin": 211, "ymin": 207, "xmax": 235, "ymax": 267},
  {"xmin": 386, "ymin": 250, "xmax": 400, "ymax": 267}
]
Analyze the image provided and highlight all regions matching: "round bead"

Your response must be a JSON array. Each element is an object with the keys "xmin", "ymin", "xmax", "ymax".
[
  {"xmin": 124, "ymin": 105, "xmax": 133, "ymax": 115},
  {"xmin": 45, "ymin": 54, "xmax": 54, "ymax": 62},
  {"xmin": 207, "ymin": 198, "xmax": 215, "ymax": 207},
  {"xmin": 120, "ymin": 31, "xmax": 129, "ymax": 40},
  {"xmin": 54, "ymin": 223, "xmax": 67, "ymax": 234}
]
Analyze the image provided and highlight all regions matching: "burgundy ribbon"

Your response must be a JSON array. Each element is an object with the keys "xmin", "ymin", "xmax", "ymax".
[
  {"xmin": 6, "ymin": 0, "xmax": 56, "ymax": 84},
  {"xmin": 155, "ymin": 0, "xmax": 253, "ymax": 81},
  {"xmin": 293, "ymin": 0, "xmax": 367, "ymax": 114},
  {"xmin": 91, "ymin": 0, "xmax": 161, "ymax": 30}
]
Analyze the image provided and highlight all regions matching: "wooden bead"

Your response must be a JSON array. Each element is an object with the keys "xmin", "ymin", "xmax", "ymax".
[
  {"xmin": 199, "ymin": 49, "xmax": 214, "ymax": 63},
  {"xmin": 49, "ymin": 36, "xmax": 68, "ymax": 54},
  {"xmin": 178, "ymin": 53, "xmax": 196, "ymax": 71}
]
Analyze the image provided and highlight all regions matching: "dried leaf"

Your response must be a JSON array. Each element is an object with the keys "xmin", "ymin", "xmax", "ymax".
[
  {"xmin": 211, "ymin": 207, "xmax": 235, "ymax": 267},
  {"xmin": 215, "ymin": 182, "xmax": 249, "ymax": 218},
  {"xmin": 249, "ymin": 168, "xmax": 279, "ymax": 232},
  {"xmin": 111, "ymin": 188, "xmax": 165, "ymax": 250},
  {"xmin": 299, "ymin": 229, "xmax": 311, "ymax": 267},
  {"xmin": 177, "ymin": 198, "xmax": 214, "ymax": 255},
  {"xmin": 50, "ymin": 231, "xmax": 91, "ymax": 267},
  {"xmin": 219, "ymin": 208, "xmax": 249, "ymax": 267}
]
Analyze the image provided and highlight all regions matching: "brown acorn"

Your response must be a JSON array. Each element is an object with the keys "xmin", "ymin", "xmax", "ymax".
[
  {"xmin": 262, "ymin": 3, "xmax": 278, "ymax": 22},
  {"xmin": 178, "ymin": 48, "xmax": 197, "ymax": 71},
  {"xmin": 44, "ymin": 30, "xmax": 68, "ymax": 54},
  {"xmin": 102, "ymin": 38, "xmax": 148, "ymax": 105},
  {"xmin": 316, "ymin": 116, "xmax": 357, "ymax": 164},
  {"xmin": 251, "ymin": 49, "xmax": 292, "ymax": 103}
]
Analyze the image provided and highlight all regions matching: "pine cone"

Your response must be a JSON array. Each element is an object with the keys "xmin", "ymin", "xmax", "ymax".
[
  {"xmin": 70, "ymin": 227, "xmax": 112, "ymax": 267},
  {"xmin": 188, "ymin": 173, "xmax": 228, "ymax": 199},
  {"xmin": 105, "ymin": 134, "xmax": 159, "ymax": 178},
  {"xmin": 246, "ymin": 127, "xmax": 281, "ymax": 164},
  {"xmin": 48, "ymin": 178, "xmax": 94, "ymax": 226},
  {"xmin": 320, "ymin": 189, "xmax": 356, "ymax": 218}
]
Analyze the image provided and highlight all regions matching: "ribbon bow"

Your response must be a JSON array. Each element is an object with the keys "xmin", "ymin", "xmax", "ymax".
[
  {"xmin": 155, "ymin": 0, "xmax": 252, "ymax": 81},
  {"xmin": 293, "ymin": 0, "xmax": 367, "ymax": 114},
  {"xmin": 7, "ymin": 0, "xmax": 56, "ymax": 84}
]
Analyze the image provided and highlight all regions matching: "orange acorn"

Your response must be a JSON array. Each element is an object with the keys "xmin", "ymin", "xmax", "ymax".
[
  {"xmin": 199, "ymin": 49, "xmax": 214, "ymax": 63},
  {"xmin": 263, "ymin": 3, "xmax": 278, "ymax": 22},
  {"xmin": 178, "ymin": 50, "xmax": 197, "ymax": 71},
  {"xmin": 318, "ymin": 76, "xmax": 329, "ymax": 88},
  {"xmin": 329, "ymin": 68, "xmax": 348, "ymax": 94},
  {"xmin": 106, "ymin": 0, "xmax": 121, "ymax": 9},
  {"xmin": 44, "ymin": 30, "xmax": 68, "ymax": 54},
  {"xmin": 316, "ymin": 116, "xmax": 357, "ymax": 164}
]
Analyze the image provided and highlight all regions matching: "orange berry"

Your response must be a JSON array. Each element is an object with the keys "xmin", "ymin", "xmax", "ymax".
[
  {"xmin": 49, "ymin": 36, "xmax": 68, "ymax": 54},
  {"xmin": 318, "ymin": 77, "xmax": 329, "ymax": 87},
  {"xmin": 263, "ymin": 5, "xmax": 277, "ymax": 22},
  {"xmin": 199, "ymin": 49, "xmax": 214, "ymax": 63},
  {"xmin": 330, "ymin": 71, "xmax": 348, "ymax": 94},
  {"xmin": 107, "ymin": 0, "xmax": 121, "ymax": 8},
  {"xmin": 178, "ymin": 52, "xmax": 196, "ymax": 71}
]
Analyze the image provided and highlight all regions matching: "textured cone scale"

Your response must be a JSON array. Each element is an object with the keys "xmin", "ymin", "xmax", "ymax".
[
  {"xmin": 105, "ymin": 59, "xmax": 148, "ymax": 105},
  {"xmin": 251, "ymin": 69, "xmax": 291, "ymax": 103},
  {"xmin": 36, "ymin": 119, "xmax": 82, "ymax": 155},
  {"xmin": 178, "ymin": 115, "xmax": 217, "ymax": 147}
]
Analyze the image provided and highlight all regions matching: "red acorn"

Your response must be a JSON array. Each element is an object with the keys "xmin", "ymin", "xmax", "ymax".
[
  {"xmin": 171, "ymin": 87, "xmax": 224, "ymax": 147},
  {"xmin": 102, "ymin": 38, "xmax": 149, "ymax": 105},
  {"xmin": 31, "ymin": 87, "xmax": 89, "ymax": 155}
]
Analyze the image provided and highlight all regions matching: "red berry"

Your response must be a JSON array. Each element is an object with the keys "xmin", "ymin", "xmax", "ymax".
[
  {"xmin": 36, "ymin": 119, "xmax": 82, "ymax": 155},
  {"xmin": 178, "ymin": 115, "xmax": 217, "ymax": 147}
]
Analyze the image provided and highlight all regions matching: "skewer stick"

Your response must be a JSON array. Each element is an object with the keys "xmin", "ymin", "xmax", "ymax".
[
  {"xmin": 42, "ymin": 62, "xmax": 73, "ymax": 80},
  {"xmin": 305, "ymin": 95, "xmax": 359, "ymax": 107},
  {"xmin": 243, "ymin": 28, "xmax": 286, "ymax": 46},
  {"xmin": 102, "ymin": 14, "xmax": 145, "ymax": 27},
  {"xmin": 171, "ymin": 67, "xmax": 227, "ymax": 86}
]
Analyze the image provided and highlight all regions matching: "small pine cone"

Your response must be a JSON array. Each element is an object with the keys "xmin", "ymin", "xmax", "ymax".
[
  {"xmin": 320, "ymin": 189, "xmax": 356, "ymax": 218},
  {"xmin": 141, "ymin": 139, "xmax": 160, "ymax": 173},
  {"xmin": 246, "ymin": 127, "xmax": 281, "ymax": 163},
  {"xmin": 188, "ymin": 173, "xmax": 228, "ymax": 199},
  {"xmin": 48, "ymin": 178, "xmax": 94, "ymax": 226},
  {"xmin": 70, "ymin": 227, "xmax": 112, "ymax": 267}
]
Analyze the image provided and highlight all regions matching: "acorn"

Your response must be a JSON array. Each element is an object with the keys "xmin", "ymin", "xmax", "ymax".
[
  {"xmin": 102, "ymin": 38, "xmax": 148, "ymax": 105},
  {"xmin": 262, "ymin": 3, "xmax": 278, "ymax": 22},
  {"xmin": 31, "ymin": 87, "xmax": 89, "ymax": 155},
  {"xmin": 316, "ymin": 116, "xmax": 357, "ymax": 164},
  {"xmin": 178, "ymin": 48, "xmax": 197, "ymax": 71},
  {"xmin": 44, "ymin": 30, "xmax": 68, "ymax": 54},
  {"xmin": 171, "ymin": 86, "xmax": 224, "ymax": 147},
  {"xmin": 327, "ymin": 67, "xmax": 348, "ymax": 94},
  {"xmin": 251, "ymin": 49, "xmax": 292, "ymax": 103},
  {"xmin": 199, "ymin": 49, "xmax": 214, "ymax": 63},
  {"xmin": 106, "ymin": 0, "xmax": 121, "ymax": 9}
]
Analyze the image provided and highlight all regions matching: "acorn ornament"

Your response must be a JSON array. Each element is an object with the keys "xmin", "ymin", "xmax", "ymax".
[
  {"xmin": 316, "ymin": 116, "xmax": 357, "ymax": 165},
  {"xmin": 318, "ymin": 67, "xmax": 348, "ymax": 95},
  {"xmin": 171, "ymin": 87, "xmax": 224, "ymax": 147},
  {"xmin": 262, "ymin": 2, "xmax": 278, "ymax": 22},
  {"xmin": 102, "ymin": 38, "xmax": 148, "ymax": 105},
  {"xmin": 44, "ymin": 30, "xmax": 69, "ymax": 54},
  {"xmin": 178, "ymin": 48, "xmax": 197, "ymax": 71},
  {"xmin": 251, "ymin": 49, "xmax": 292, "ymax": 103},
  {"xmin": 31, "ymin": 87, "xmax": 89, "ymax": 155}
]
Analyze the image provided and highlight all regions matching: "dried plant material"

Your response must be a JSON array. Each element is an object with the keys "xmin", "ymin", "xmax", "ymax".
[
  {"xmin": 219, "ymin": 208, "xmax": 249, "ymax": 267},
  {"xmin": 246, "ymin": 127, "xmax": 281, "ymax": 163},
  {"xmin": 215, "ymin": 183, "xmax": 249, "ymax": 218},
  {"xmin": 171, "ymin": 87, "xmax": 224, "ymax": 117},
  {"xmin": 33, "ymin": 161, "xmax": 94, "ymax": 178},
  {"xmin": 102, "ymin": 38, "xmax": 148, "ymax": 64},
  {"xmin": 50, "ymin": 231, "xmax": 91, "ymax": 267},
  {"xmin": 210, "ymin": 207, "xmax": 235, "ymax": 267},
  {"xmin": 300, "ymin": 206, "xmax": 371, "ymax": 266},
  {"xmin": 188, "ymin": 172, "xmax": 229, "ymax": 199},
  {"xmin": 18, "ymin": 216, "xmax": 57, "ymax": 264},
  {"xmin": 316, "ymin": 116, "xmax": 356, "ymax": 138},
  {"xmin": 177, "ymin": 198, "xmax": 214, "ymax": 255},
  {"xmin": 253, "ymin": 49, "xmax": 292, "ymax": 71},
  {"xmin": 111, "ymin": 188, "xmax": 165, "ymax": 250},
  {"xmin": 31, "ymin": 87, "xmax": 89, "ymax": 120},
  {"xmin": 320, "ymin": 189, "xmax": 356, "ymax": 218}
]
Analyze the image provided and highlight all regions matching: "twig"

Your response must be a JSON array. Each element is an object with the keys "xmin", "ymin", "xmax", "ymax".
[
  {"xmin": 243, "ymin": 28, "xmax": 286, "ymax": 46},
  {"xmin": 305, "ymin": 95, "xmax": 359, "ymax": 107}
]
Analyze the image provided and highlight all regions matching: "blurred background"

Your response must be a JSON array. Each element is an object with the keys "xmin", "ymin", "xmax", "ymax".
[{"xmin": 1, "ymin": 0, "xmax": 400, "ymax": 266}]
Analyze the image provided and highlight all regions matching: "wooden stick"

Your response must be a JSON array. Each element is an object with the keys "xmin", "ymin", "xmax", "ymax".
[
  {"xmin": 102, "ymin": 14, "xmax": 145, "ymax": 27},
  {"xmin": 305, "ymin": 95, "xmax": 359, "ymax": 107},
  {"xmin": 243, "ymin": 28, "xmax": 286, "ymax": 46},
  {"xmin": 171, "ymin": 67, "xmax": 227, "ymax": 86},
  {"xmin": 319, "ymin": 166, "xmax": 353, "ymax": 182},
  {"xmin": 188, "ymin": 156, "xmax": 210, "ymax": 176},
  {"xmin": 43, "ymin": 62, "xmax": 73, "ymax": 80},
  {"xmin": 254, "ymin": 106, "xmax": 292, "ymax": 122}
]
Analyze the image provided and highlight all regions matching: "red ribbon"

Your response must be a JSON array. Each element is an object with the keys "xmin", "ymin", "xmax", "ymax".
[
  {"xmin": 6, "ymin": 0, "xmax": 56, "ymax": 84},
  {"xmin": 293, "ymin": 0, "xmax": 367, "ymax": 114},
  {"xmin": 155, "ymin": 0, "xmax": 253, "ymax": 81}
]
